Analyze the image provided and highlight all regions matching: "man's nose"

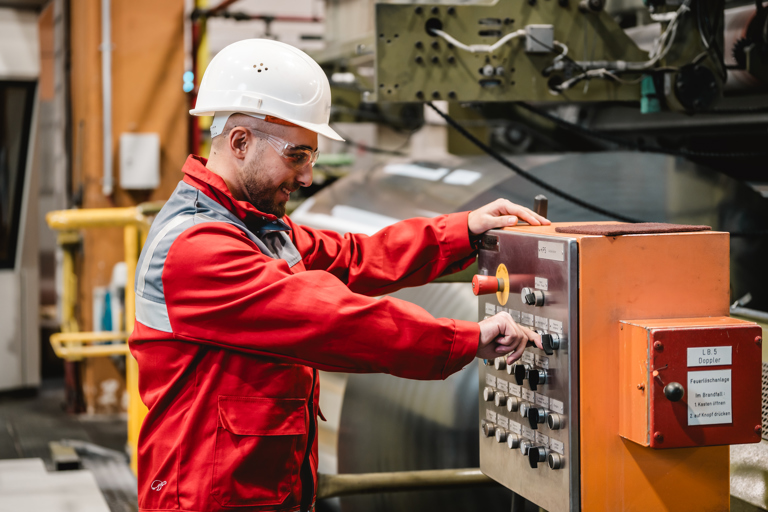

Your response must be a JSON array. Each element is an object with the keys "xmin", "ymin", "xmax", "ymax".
[{"xmin": 297, "ymin": 164, "xmax": 313, "ymax": 188}]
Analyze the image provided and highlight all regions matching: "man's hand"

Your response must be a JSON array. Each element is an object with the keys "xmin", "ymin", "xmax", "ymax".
[
  {"xmin": 468, "ymin": 198, "xmax": 551, "ymax": 236},
  {"xmin": 476, "ymin": 312, "xmax": 543, "ymax": 364}
]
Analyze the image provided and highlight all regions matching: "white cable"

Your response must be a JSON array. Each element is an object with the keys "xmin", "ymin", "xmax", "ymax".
[
  {"xmin": 431, "ymin": 28, "xmax": 525, "ymax": 54},
  {"xmin": 552, "ymin": 41, "xmax": 569, "ymax": 64}
]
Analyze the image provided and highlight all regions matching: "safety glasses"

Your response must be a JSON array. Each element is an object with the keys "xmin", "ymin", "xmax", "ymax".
[{"xmin": 247, "ymin": 128, "xmax": 319, "ymax": 170}]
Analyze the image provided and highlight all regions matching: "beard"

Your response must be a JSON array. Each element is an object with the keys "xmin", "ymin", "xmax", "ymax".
[{"xmin": 242, "ymin": 159, "xmax": 298, "ymax": 218}]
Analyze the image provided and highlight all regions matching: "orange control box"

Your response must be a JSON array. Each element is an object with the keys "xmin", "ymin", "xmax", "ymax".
[{"xmin": 619, "ymin": 317, "xmax": 762, "ymax": 449}]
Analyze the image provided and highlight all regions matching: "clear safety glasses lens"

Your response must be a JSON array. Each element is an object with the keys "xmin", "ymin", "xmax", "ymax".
[{"xmin": 249, "ymin": 128, "xmax": 319, "ymax": 170}]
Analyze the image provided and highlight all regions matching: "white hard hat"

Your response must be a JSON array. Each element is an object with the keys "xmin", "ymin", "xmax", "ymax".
[{"xmin": 190, "ymin": 39, "xmax": 343, "ymax": 141}]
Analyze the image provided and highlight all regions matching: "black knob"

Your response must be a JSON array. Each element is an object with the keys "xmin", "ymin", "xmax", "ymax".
[
  {"xmin": 663, "ymin": 382, "xmax": 685, "ymax": 402},
  {"xmin": 528, "ymin": 369, "xmax": 546, "ymax": 391},
  {"xmin": 528, "ymin": 407, "xmax": 546, "ymax": 430},
  {"xmin": 524, "ymin": 292, "xmax": 536, "ymax": 305},
  {"xmin": 513, "ymin": 363, "xmax": 529, "ymax": 386},
  {"xmin": 533, "ymin": 195, "xmax": 548, "ymax": 218},
  {"xmin": 541, "ymin": 334, "xmax": 554, "ymax": 355},
  {"xmin": 528, "ymin": 446, "xmax": 547, "ymax": 468}
]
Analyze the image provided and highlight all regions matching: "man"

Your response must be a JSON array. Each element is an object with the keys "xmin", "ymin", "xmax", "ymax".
[{"xmin": 129, "ymin": 39, "xmax": 548, "ymax": 512}]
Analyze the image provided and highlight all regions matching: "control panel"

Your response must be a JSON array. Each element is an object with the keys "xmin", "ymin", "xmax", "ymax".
[{"xmin": 476, "ymin": 231, "xmax": 579, "ymax": 512}]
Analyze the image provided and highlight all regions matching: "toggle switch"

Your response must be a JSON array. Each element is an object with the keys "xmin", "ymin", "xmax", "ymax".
[
  {"xmin": 483, "ymin": 387, "xmax": 495, "ymax": 402},
  {"xmin": 547, "ymin": 412, "xmax": 564, "ymax": 430},
  {"xmin": 548, "ymin": 453, "xmax": 563, "ymax": 470},
  {"xmin": 512, "ymin": 363, "xmax": 530, "ymax": 385},
  {"xmin": 482, "ymin": 421, "xmax": 496, "ymax": 437},
  {"xmin": 506, "ymin": 396, "xmax": 521, "ymax": 413},
  {"xmin": 472, "ymin": 275, "xmax": 503, "ymax": 296},
  {"xmin": 528, "ymin": 446, "xmax": 547, "ymax": 468},
  {"xmin": 521, "ymin": 287, "xmax": 545, "ymax": 307},
  {"xmin": 495, "ymin": 428, "xmax": 507, "ymax": 443},
  {"xmin": 528, "ymin": 407, "xmax": 547, "ymax": 430},
  {"xmin": 528, "ymin": 369, "xmax": 547, "ymax": 391},
  {"xmin": 507, "ymin": 433, "xmax": 521, "ymax": 449},
  {"xmin": 541, "ymin": 333, "xmax": 561, "ymax": 355},
  {"xmin": 494, "ymin": 393, "xmax": 507, "ymax": 408}
]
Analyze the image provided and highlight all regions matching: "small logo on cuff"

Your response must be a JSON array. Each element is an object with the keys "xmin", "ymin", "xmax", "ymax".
[{"xmin": 151, "ymin": 480, "xmax": 167, "ymax": 491}]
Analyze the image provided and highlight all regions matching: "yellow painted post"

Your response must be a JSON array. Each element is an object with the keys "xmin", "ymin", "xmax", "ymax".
[{"xmin": 124, "ymin": 224, "xmax": 148, "ymax": 476}]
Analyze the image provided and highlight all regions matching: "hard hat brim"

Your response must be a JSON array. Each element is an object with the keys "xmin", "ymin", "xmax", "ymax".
[{"xmin": 189, "ymin": 108, "xmax": 344, "ymax": 142}]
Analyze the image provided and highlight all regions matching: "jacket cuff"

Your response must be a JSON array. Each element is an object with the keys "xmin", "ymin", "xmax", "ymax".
[
  {"xmin": 440, "ymin": 212, "xmax": 475, "ymax": 260},
  {"xmin": 441, "ymin": 319, "xmax": 480, "ymax": 379}
]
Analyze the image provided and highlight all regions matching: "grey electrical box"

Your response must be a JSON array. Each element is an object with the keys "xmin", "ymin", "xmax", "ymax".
[
  {"xmin": 525, "ymin": 25, "xmax": 554, "ymax": 53},
  {"xmin": 119, "ymin": 132, "xmax": 160, "ymax": 190}
]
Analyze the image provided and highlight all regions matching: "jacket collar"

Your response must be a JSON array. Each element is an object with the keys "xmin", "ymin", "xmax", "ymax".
[{"xmin": 182, "ymin": 155, "xmax": 290, "ymax": 233}]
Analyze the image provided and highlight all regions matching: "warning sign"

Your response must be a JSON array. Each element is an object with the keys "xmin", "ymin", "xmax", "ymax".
[{"xmin": 687, "ymin": 369, "xmax": 732, "ymax": 426}]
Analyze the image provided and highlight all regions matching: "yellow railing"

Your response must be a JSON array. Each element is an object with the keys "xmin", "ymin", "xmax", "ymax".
[{"xmin": 46, "ymin": 202, "xmax": 162, "ymax": 475}]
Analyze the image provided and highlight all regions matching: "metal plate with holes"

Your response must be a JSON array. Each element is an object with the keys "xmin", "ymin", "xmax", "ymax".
[
  {"xmin": 477, "ymin": 230, "xmax": 579, "ymax": 512},
  {"xmin": 762, "ymin": 362, "xmax": 768, "ymax": 441},
  {"xmin": 374, "ymin": 2, "xmax": 646, "ymax": 103}
]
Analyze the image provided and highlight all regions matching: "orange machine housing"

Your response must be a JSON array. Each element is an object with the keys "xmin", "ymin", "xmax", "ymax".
[
  {"xmin": 619, "ymin": 317, "xmax": 762, "ymax": 449},
  {"xmin": 502, "ymin": 222, "xmax": 761, "ymax": 512}
]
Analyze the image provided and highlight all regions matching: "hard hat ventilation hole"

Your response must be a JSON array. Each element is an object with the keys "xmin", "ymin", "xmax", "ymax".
[{"xmin": 253, "ymin": 63, "xmax": 268, "ymax": 73}]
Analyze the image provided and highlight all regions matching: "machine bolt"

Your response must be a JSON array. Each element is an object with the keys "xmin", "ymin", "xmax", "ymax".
[
  {"xmin": 415, "ymin": 56, "xmax": 424, "ymax": 64},
  {"xmin": 431, "ymin": 56, "xmax": 440, "ymax": 64},
  {"xmin": 448, "ymin": 91, "xmax": 457, "ymax": 99},
  {"xmin": 431, "ymin": 41, "xmax": 440, "ymax": 50},
  {"xmin": 447, "ymin": 6, "xmax": 456, "ymax": 15},
  {"xmin": 415, "ymin": 6, "xmax": 423, "ymax": 14},
  {"xmin": 654, "ymin": 431, "xmax": 664, "ymax": 443},
  {"xmin": 637, "ymin": 383, "xmax": 645, "ymax": 391},
  {"xmin": 756, "ymin": 336, "xmax": 762, "ymax": 347},
  {"xmin": 432, "ymin": 91, "xmax": 440, "ymax": 99},
  {"xmin": 756, "ymin": 425, "xmax": 762, "ymax": 435},
  {"xmin": 415, "ymin": 41, "xmax": 423, "ymax": 49},
  {"xmin": 654, "ymin": 341, "xmax": 664, "ymax": 352},
  {"xmin": 447, "ymin": 56, "xmax": 456, "ymax": 64},
  {"xmin": 416, "ymin": 91, "xmax": 424, "ymax": 99},
  {"xmin": 431, "ymin": 6, "xmax": 439, "ymax": 14}
]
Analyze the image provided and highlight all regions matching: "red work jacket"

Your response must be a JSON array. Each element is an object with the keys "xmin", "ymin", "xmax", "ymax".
[{"xmin": 129, "ymin": 155, "xmax": 480, "ymax": 512}]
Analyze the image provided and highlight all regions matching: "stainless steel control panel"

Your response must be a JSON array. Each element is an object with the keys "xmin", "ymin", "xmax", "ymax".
[{"xmin": 477, "ymin": 230, "xmax": 579, "ymax": 512}]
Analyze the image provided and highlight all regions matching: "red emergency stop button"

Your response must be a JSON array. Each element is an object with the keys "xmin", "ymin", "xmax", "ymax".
[{"xmin": 472, "ymin": 275, "xmax": 503, "ymax": 296}]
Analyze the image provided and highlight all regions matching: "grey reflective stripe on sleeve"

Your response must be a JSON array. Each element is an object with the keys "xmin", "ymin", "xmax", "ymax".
[
  {"xmin": 136, "ymin": 214, "xmax": 193, "ymax": 297},
  {"xmin": 135, "ymin": 294, "xmax": 172, "ymax": 333}
]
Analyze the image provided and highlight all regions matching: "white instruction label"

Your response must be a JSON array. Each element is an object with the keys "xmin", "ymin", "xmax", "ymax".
[
  {"xmin": 535, "ymin": 277, "xmax": 548, "ymax": 290},
  {"xmin": 521, "ymin": 312, "xmax": 534, "ymax": 326},
  {"xmin": 550, "ymin": 438, "xmax": 564, "ymax": 455},
  {"xmin": 486, "ymin": 374, "xmax": 497, "ymax": 387},
  {"xmin": 535, "ymin": 393, "xmax": 550, "ymax": 408},
  {"xmin": 550, "ymin": 399, "xmax": 564, "ymax": 414},
  {"xmin": 496, "ymin": 305, "xmax": 507, "ymax": 314},
  {"xmin": 687, "ymin": 369, "xmax": 732, "ymax": 426},
  {"xmin": 534, "ymin": 354, "xmax": 549, "ymax": 369},
  {"xmin": 535, "ymin": 316, "xmax": 549, "ymax": 330},
  {"xmin": 687, "ymin": 346, "xmax": 732, "ymax": 367},
  {"xmin": 549, "ymin": 319, "xmax": 563, "ymax": 334},
  {"xmin": 486, "ymin": 409, "xmax": 497, "ymax": 422},
  {"xmin": 535, "ymin": 431, "xmax": 549, "ymax": 445},
  {"xmin": 509, "ymin": 309, "xmax": 522, "ymax": 323},
  {"xmin": 497, "ymin": 415, "xmax": 509, "ymax": 429},
  {"xmin": 485, "ymin": 303, "xmax": 496, "ymax": 315},
  {"xmin": 509, "ymin": 383, "xmax": 522, "ymax": 398},
  {"xmin": 522, "ymin": 426, "xmax": 535, "ymax": 440},
  {"xmin": 509, "ymin": 420, "xmax": 522, "ymax": 435},
  {"xmin": 522, "ymin": 351, "xmax": 535, "ymax": 365},
  {"xmin": 522, "ymin": 388, "xmax": 535, "ymax": 402},
  {"xmin": 497, "ymin": 378, "xmax": 509, "ymax": 393},
  {"xmin": 538, "ymin": 241, "xmax": 565, "ymax": 262}
]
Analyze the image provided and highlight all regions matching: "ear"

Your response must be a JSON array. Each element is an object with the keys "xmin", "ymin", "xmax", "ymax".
[{"xmin": 228, "ymin": 127, "xmax": 249, "ymax": 161}]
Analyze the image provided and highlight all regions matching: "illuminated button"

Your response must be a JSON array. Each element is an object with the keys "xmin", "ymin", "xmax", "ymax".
[
  {"xmin": 483, "ymin": 387, "xmax": 495, "ymax": 402},
  {"xmin": 519, "ymin": 440, "xmax": 532, "ymax": 456},
  {"xmin": 548, "ymin": 453, "xmax": 563, "ymax": 470},
  {"xmin": 495, "ymin": 428, "xmax": 507, "ymax": 443},
  {"xmin": 547, "ymin": 412, "xmax": 564, "ymax": 430},
  {"xmin": 521, "ymin": 287, "xmax": 545, "ymax": 307},
  {"xmin": 528, "ymin": 446, "xmax": 547, "ymax": 468},
  {"xmin": 481, "ymin": 421, "xmax": 496, "ymax": 437},
  {"xmin": 506, "ymin": 396, "xmax": 521, "ymax": 413},
  {"xmin": 527, "ymin": 407, "xmax": 547, "ymax": 430},
  {"xmin": 494, "ymin": 357, "xmax": 506, "ymax": 371},
  {"xmin": 472, "ymin": 275, "xmax": 503, "ymax": 296},
  {"xmin": 494, "ymin": 393, "xmax": 507, "ymax": 407},
  {"xmin": 528, "ymin": 369, "xmax": 547, "ymax": 391},
  {"xmin": 512, "ymin": 363, "xmax": 530, "ymax": 386},
  {"xmin": 507, "ymin": 434, "xmax": 520, "ymax": 449}
]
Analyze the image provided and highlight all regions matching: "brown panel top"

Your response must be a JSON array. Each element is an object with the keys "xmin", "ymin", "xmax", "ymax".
[{"xmin": 555, "ymin": 223, "xmax": 712, "ymax": 236}]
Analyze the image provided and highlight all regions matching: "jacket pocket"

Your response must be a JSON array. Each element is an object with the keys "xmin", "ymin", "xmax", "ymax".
[{"xmin": 211, "ymin": 395, "xmax": 307, "ymax": 507}]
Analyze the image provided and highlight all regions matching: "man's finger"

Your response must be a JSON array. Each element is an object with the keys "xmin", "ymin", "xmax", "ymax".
[{"xmin": 520, "ymin": 325, "xmax": 543, "ymax": 350}]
